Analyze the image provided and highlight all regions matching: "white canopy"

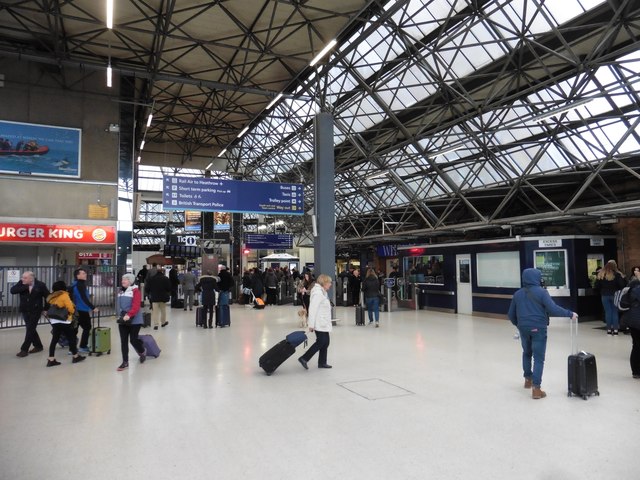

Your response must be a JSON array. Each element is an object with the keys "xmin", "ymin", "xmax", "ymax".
[{"xmin": 260, "ymin": 253, "xmax": 299, "ymax": 261}]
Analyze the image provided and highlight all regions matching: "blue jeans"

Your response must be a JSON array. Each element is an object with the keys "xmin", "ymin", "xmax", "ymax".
[
  {"xmin": 365, "ymin": 297, "xmax": 380, "ymax": 323},
  {"xmin": 518, "ymin": 326, "xmax": 547, "ymax": 387},
  {"xmin": 218, "ymin": 290, "xmax": 229, "ymax": 306},
  {"xmin": 601, "ymin": 295, "xmax": 619, "ymax": 330}
]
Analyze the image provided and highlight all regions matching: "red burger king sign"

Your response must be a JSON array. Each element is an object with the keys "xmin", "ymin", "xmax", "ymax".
[{"xmin": 0, "ymin": 223, "xmax": 116, "ymax": 244}]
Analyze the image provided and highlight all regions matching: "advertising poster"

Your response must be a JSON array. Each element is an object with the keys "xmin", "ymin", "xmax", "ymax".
[
  {"xmin": 0, "ymin": 120, "xmax": 81, "ymax": 177},
  {"xmin": 184, "ymin": 210, "xmax": 202, "ymax": 232}
]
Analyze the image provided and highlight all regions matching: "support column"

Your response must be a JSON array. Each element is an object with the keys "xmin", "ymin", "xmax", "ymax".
[{"xmin": 314, "ymin": 112, "xmax": 336, "ymax": 292}]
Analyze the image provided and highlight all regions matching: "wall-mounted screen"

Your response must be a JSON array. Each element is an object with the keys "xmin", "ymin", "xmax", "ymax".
[
  {"xmin": 404, "ymin": 254, "xmax": 444, "ymax": 285},
  {"xmin": 477, "ymin": 251, "xmax": 521, "ymax": 287},
  {"xmin": 534, "ymin": 249, "xmax": 568, "ymax": 288},
  {"xmin": 0, "ymin": 120, "xmax": 81, "ymax": 177}
]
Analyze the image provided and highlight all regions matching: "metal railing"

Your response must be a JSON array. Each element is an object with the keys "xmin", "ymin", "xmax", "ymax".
[{"xmin": 0, "ymin": 265, "xmax": 124, "ymax": 329}]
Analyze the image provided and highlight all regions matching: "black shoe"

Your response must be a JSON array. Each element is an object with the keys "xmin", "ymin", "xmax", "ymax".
[
  {"xmin": 29, "ymin": 346, "xmax": 43, "ymax": 353},
  {"xmin": 613, "ymin": 330, "xmax": 619, "ymax": 335},
  {"xmin": 318, "ymin": 364, "xmax": 333, "ymax": 369},
  {"xmin": 117, "ymin": 362, "xmax": 129, "ymax": 371},
  {"xmin": 154, "ymin": 326, "xmax": 158, "ymax": 330},
  {"xmin": 72, "ymin": 355, "xmax": 86, "ymax": 364},
  {"xmin": 16, "ymin": 351, "xmax": 28, "ymax": 358},
  {"xmin": 202, "ymin": 325, "xmax": 208, "ymax": 329},
  {"xmin": 607, "ymin": 330, "xmax": 612, "ymax": 335},
  {"xmin": 161, "ymin": 322, "xmax": 169, "ymax": 327},
  {"xmin": 139, "ymin": 349, "xmax": 147, "ymax": 364},
  {"xmin": 298, "ymin": 357, "xmax": 308, "ymax": 370},
  {"xmin": 46, "ymin": 359, "xmax": 61, "ymax": 367}
]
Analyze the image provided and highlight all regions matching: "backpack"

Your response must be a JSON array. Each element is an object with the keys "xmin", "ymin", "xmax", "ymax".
[{"xmin": 614, "ymin": 287, "xmax": 631, "ymax": 311}]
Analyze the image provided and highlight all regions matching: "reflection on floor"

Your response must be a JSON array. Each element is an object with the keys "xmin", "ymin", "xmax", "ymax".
[{"xmin": 1, "ymin": 304, "xmax": 639, "ymax": 480}]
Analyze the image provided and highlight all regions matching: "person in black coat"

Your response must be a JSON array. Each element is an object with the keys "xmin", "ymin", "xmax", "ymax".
[
  {"xmin": 196, "ymin": 272, "xmax": 218, "ymax": 328},
  {"xmin": 10, "ymin": 271, "xmax": 50, "ymax": 357},
  {"xmin": 146, "ymin": 269, "xmax": 171, "ymax": 330},
  {"xmin": 251, "ymin": 268, "xmax": 265, "ymax": 300},
  {"xmin": 623, "ymin": 275, "xmax": 640, "ymax": 378},
  {"xmin": 169, "ymin": 266, "xmax": 180, "ymax": 306},
  {"xmin": 217, "ymin": 266, "xmax": 233, "ymax": 306}
]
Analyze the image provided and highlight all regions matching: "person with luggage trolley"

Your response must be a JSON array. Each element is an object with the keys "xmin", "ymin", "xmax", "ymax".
[{"xmin": 508, "ymin": 268, "xmax": 577, "ymax": 399}]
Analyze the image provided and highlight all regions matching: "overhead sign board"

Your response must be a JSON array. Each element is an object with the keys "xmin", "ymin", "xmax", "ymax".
[
  {"xmin": 245, "ymin": 234, "xmax": 293, "ymax": 249},
  {"xmin": 162, "ymin": 176, "xmax": 303, "ymax": 215}
]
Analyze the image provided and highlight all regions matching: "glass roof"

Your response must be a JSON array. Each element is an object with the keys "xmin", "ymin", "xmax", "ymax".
[{"xmin": 221, "ymin": 0, "xmax": 637, "ymax": 236}]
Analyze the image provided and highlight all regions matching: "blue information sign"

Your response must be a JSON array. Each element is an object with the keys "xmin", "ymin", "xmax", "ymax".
[
  {"xmin": 162, "ymin": 176, "xmax": 304, "ymax": 215},
  {"xmin": 245, "ymin": 234, "xmax": 293, "ymax": 249}
]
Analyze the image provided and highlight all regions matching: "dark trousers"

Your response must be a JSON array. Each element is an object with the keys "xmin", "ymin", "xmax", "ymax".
[
  {"xmin": 76, "ymin": 310, "xmax": 92, "ymax": 348},
  {"xmin": 20, "ymin": 311, "xmax": 43, "ymax": 352},
  {"xmin": 203, "ymin": 304, "xmax": 214, "ymax": 327},
  {"xmin": 118, "ymin": 324, "xmax": 144, "ymax": 363},
  {"xmin": 49, "ymin": 323, "xmax": 78, "ymax": 357},
  {"xmin": 300, "ymin": 331, "xmax": 330, "ymax": 366},
  {"xmin": 630, "ymin": 327, "xmax": 640, "ymax": 376}
]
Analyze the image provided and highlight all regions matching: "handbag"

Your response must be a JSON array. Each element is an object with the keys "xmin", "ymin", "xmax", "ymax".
[
  {"xmin": 116, "ymin": 310, "xmax": 132, "ymax": 325},
  {"xmin": 47, "ymin": 304, "xmax": 69, "ymax": 321}
]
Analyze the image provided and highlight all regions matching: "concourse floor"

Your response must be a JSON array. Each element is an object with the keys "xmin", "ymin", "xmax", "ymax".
[{"xmin": 1, "ymin": 303, "xmax": 639, "ymax": 480}]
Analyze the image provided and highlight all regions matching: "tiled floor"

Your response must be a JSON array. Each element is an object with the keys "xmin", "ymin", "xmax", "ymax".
[{"xmin": 1, "ymin": 303, "xmax": 639, "ymax": 479}]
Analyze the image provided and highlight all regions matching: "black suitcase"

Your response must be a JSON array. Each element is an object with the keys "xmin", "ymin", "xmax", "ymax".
[
  {"xmin": 215, "ymin": 304, "xmax": 231, "ymax": 327},
  {"xmin": 567, "ymin": 316, "xmax": 599, "ymax": 400},
  {"xmin": 259, "ymin": 339, "xmax": 296, "ymax": 375},
  {"xmin": 195, "ymin": 306, "xmax": 207, "ymax": 327},
  {"xmin": 172, "ymin": 298, "xmax": 184, "ymax": 309},
  {"xmin": 568, "ymin": 352, "xmax": 599, "ymax": 400},
  {"xmin": 355, "ymin": 305, "xmax": 365, "ymax": 325}
]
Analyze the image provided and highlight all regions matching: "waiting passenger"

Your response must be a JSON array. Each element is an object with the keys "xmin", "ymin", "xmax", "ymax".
[
  {"xmin": 195, "ymin": 271, "xmax": 218, "ymax": 328},
  {"xmin": 362, "ymin": 268, "xmax": 381, "ymax": 327},
  {"xmin": 594, "ymin": 260, "xmax": 627, "ymax": 335}
]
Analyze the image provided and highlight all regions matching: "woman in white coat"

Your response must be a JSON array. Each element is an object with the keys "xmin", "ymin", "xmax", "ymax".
[{"xmin": 298, "ymin": 274, "xmax": 333, "ymax": 369}]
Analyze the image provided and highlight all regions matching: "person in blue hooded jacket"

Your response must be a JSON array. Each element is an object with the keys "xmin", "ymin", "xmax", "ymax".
[{"xmin": 508, "ymin": 268, "xmax": 577, "ymax": 399}]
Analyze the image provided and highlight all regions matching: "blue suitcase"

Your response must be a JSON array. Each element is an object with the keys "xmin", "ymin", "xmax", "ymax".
[
  {"xmin": 215, "ymin": 304, "xmax": 231, "ymax": 327},
  {"xmin": 139, "ymin": 334, "xmax": 161, "ymax": 358}
]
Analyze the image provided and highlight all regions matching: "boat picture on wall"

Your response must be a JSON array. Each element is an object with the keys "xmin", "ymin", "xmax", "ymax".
[{"xmin": 0, "ymin": 120, "xmax": 81, "ymax": 178}]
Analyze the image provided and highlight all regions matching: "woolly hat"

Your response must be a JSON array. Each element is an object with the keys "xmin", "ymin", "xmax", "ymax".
[{"xmin": 122, "ymin": 273, "xmax": 136, "ymax": 285}]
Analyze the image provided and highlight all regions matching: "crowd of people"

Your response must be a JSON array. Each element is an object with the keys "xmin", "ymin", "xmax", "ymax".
[{"xmin": 10, "ymin": 259, "xmax": 640, "ymax": 386}]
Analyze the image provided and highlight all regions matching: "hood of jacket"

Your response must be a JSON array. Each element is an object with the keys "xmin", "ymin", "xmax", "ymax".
[
  {"xmin": 47, "ymin": 290, "xmax": 68, "ymax": 304},
  {"xmin": 522, "ymin": 268, "xmax": 542, "ymax": 288}
]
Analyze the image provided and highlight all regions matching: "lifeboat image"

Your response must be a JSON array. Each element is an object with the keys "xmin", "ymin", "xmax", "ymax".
[{"xmin": 0, "ymin": 139, "xmax": 50, "ymax": 156}]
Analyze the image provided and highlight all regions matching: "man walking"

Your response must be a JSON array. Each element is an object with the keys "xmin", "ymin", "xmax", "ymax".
[
  {"xmin": 10, "ymin": 271, "xmax": 50, "ymax": 357},
  {"xmin": 70, "ymin": 268, "xmax": 99, "ymax": 353}
]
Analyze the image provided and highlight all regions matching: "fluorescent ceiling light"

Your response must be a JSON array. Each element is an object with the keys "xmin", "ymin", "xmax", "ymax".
[
  {"xmin": 430, "ymin": 146, "xmax": 461, "ymax": 158},
  {"xmin": 238, "ymin": 126, "xmax": 249, "ymax": 138},
  {"xmin": 205, "ymin": 162, "xmax": 213, "ymax": 170},
  {"xmin": 136, "ymin": 156, "xmax": 141, "ymax": 163},
  {"xmin": 533, "ymin": 97, "xmax": 594, "ymax": 122},
  {"xmin": 266, "ymin": 93, "xmax": 283, "ymax": 110},
  {"xmin": 146, "ymin": 113, "xmax": 153, "ymax": 128},
  {"xmin": 365, "ymin": 170, "xmax": 388, "ymax": 181},
  {"xmin": 139, "ymin": 140, "xmax": 145, "ymax": 150},
  {"xmin": 106, "ymin": 64, "xmax": 112, "ymax": 88},
  {"xmin": 310, "ymin": 39, "xmax": 337, "ymax": 67},
  {"xmin": 219, "ymin": 148, "xmax": 227, "ymax": 156},
  {"xmin": 106, "ymin": 0, "xmax": 114, "ymax": 29}
]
